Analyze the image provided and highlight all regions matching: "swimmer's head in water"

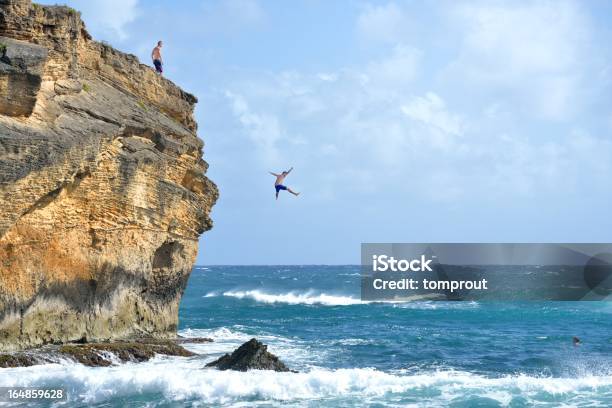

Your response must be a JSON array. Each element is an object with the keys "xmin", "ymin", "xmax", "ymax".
[{"xmin": 573, "ymin": 336, "xmax": 581, "ymax": 345}]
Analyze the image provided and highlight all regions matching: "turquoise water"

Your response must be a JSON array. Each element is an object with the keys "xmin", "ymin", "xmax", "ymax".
[{"xmin": 2, "ymin": 265, "xmax": 612, "ymax": 407}]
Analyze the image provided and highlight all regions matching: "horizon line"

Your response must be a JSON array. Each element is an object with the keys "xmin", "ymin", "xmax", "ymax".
[{"xmin": 194, "ymin": 264, "xmax": 360, "ymax": 267}]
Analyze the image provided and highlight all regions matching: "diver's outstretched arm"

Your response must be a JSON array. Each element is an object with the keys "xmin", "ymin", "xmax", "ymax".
[
  {"xmin": 285, "ymin": 167, "xmax": 293, "ymax": 174},
  {"xmin": 269, "ymin": 171, "xmax": 280, "ymax": 177}
]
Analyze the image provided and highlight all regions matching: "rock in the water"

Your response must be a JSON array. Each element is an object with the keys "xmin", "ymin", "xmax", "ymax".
[
  {"xmin": 0, "ymin": 353, "xmax": 41, "ymax": 367},
  {"xmin": 175, "ymin": 337, "xmax": 213, "ymax": 344},
  {"xmin": 59, "ymin": 339, "xmax": 196, "ymax": 367},
  {"xmin": 0, "ymin": 0, "xmax": 218, "ymax": 351},
  {"xmin": 206, "ymin": 338, "xmax": 292, "ymax": 372},
  {"xmin": 0, "ymin": 339, "xmax": 196, "ymax": 368}
]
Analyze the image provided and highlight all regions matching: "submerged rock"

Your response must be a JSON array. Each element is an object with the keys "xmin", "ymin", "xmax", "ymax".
[{"xmin": 206, "ymin": 338, "xmax": 292, "ymax": 372}]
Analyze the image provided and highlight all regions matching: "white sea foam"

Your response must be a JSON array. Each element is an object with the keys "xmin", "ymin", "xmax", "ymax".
[
  {"xmin": 333, "ymin": 338, "xmax": 377, "ymax": 346},
  {"xmin": 392, "ymin": 300, "xmax": 481, "ymax": 310},
  {"xmin": 218, "ymin": 290, "xmax": 473, "ymax": 307},
  {"xmin": 180, "ymin": 327, "xmax": 251, "ymax": 342},
  {"xmin": 222, "ymin": 290, "xmax": 365, "ymax": 306},
  {"xmin": 177, "ymin": 327, "xmax": 324, "ymax": 368},
  {"xmin": 177, "ymin": 327, "xmax": 258, "ymax": 356},
  {"xmin": 1, "ymin": 362, "xmax": 610, "ymax": 406}
]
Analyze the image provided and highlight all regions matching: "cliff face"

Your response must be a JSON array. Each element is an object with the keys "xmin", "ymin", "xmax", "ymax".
[{"xmin": 0, "ymin": 0, "xmax": 218, "ymax": 351}]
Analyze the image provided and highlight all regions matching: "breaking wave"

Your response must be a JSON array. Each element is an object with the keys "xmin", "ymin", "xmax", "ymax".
[
  {"xmin": 2, "ymin": 362, "xmax": 610, "ymax": 407},
  {"xmin": 217, "ymin": 290, "xmax": 462, "ymax": 307},
  {"xmin": 221, "ymin": 290, "xmax": 365, "ymax": 306}
]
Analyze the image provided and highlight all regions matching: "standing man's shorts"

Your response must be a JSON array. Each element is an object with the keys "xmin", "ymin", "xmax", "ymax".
[
  {"xmin": 153, "ymin": 59, "xmax": 163, "ymax": 74},
  {"xmin": 275, "ymin": 184, "xmax": 287, "ymax": 192}
]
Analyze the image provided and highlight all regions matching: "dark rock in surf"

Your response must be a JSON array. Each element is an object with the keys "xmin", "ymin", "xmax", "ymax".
[
  {"xmin": 0, "ymin": 353, "xmax": 41, "ymax": 368},
  {"xmin": 175, "ymin": 336, "xmax": 214, "ymax": 344},
  {"xmin": 205, "ymin": 338, "xmax": 292, "ymax": 372},
  {"xmin": 0, "ymin": 338, "xmax": 196, "ymax": 368},
  {"xmin": 58, "ymin": 339, "xmax": 196, "ymax": 367}
]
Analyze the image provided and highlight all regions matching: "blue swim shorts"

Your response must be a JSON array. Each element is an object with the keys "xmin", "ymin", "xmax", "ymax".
[{"xmin": 153, "ymin": 59, "xmax": 163, "ymax": 73}]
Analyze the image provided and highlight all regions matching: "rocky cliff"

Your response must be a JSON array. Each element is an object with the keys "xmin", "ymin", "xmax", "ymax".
[{"xmin": 0, "ymin": 0, "xmax": 218, "ymax": 351}]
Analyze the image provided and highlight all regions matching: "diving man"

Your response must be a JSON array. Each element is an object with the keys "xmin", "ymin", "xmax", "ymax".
[{"xmin": 270, "ymin": 167, "xmax": 300, "ymax": 200}]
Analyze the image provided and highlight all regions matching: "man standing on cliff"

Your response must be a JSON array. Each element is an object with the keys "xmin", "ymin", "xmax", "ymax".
[
  {"xmin": 151, "ymin": 41, "xmax": 163, "ymax": 75},
  {"xmin": 270, "ymin": 167, "xmax": 300, "ymax": 200}
]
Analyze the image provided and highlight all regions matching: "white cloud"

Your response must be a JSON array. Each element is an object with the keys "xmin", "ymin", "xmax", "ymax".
[
  {"xmin": 485, "ymin": 130, "xmax": 612, "ymax": 196},
  {"xmin": 225, "ymin": 91, "xmax": 282, "ymax": 163},
  {"xmin": 357, "ymin": 2, "xmax": 408, "ymax": 44},
  {"xmin": 365, "ymin": 44, "xmax": 421, "ymax": 89},
  {"xmin": 222, "ymin": 0, "xmax": 265, "ymax": 25},
  {"xmin": 457, "ymin": 1, "xmax": 584, "ymax": 74},
  {"xmin": 447, "ymin": 0, "xmax": 592, "ymax": 120},
  {"xmin": 69, "ymin": 0, "xmax": 140, "ymax": 41},
  {"xmin": 186, "ymin": 0, "xmax": 265, "ymax": 35},
  {"xmin": 317, "ymin": 73, "xmax": 338, "ymax": 82},
  {"xmin": 401, "ymin": 92, "xmax": 464, "ymax": 136}
]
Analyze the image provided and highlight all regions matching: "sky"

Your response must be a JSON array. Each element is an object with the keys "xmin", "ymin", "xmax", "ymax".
[{"xmin": 39, "ymin": 0, "xmax": 612, "ymax": 265}]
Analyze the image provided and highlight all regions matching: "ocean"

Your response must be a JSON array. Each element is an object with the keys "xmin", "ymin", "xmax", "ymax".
[{"xmin": 1, "ymin": 265, "xmax": 611, "ymax": 407}]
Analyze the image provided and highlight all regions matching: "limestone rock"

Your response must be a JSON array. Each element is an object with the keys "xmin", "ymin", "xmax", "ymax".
[
  {"xmin": 0, "ymin": 0, "xmax": 218, "ymax": 351},
  {"xmin": 206, "ymin": 338, "xmax": 292, "ymax": 372},
  {"xmin": 0, "ymin": 36, "xmax": 47, "ymax": 116}
]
